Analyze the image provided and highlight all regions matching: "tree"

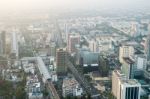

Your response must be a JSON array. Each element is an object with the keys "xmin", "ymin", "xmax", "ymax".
[
  {"xmin": 81, "ymin": 94, "xmax": 86, "ymax": 99},
  {"xmin": 87, "ymin": 93, "xmax": 91, "ymax": 99},
  {"xmin": 15, "ymin": 86, "xmax": 26, "ymax": 99},
  {"xmin": 0, "ymin": 80, "xmax": 14, "ymax": 98},
  {"xmin": 65, "ymin": 95, "xmax": 72, "ymax": 99}
]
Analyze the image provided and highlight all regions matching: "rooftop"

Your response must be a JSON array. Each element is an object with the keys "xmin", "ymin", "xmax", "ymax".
[
  {"xmin": 122, "ymin": 79, "xmax": 141, "ymax": 86},
  {"xmin": 123, "ymin": 57, "xmax": 135, "ymax": 64},
  {"xmin": 113, "ymin": 70, "xmax": 141, "ymax": 86},
  {"xmin": 63, "ymin": 78, "xmax": 79, "ymax": 89}
]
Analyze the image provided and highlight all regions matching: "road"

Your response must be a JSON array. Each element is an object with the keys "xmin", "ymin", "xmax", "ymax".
[
  {"xmin": 54, "ymin": 19, "xmax": 101, "ymax": 99},
  {"xmin": 46, "ymin": 81, "xmax": 60, "ymax": 99},
  {"xmin": 67, "ymin": 60, "xmax": 101, "ymax": 99},
  {"xmin": 54, "ymin": 19, "xmax": 64, "ymax": 48}
]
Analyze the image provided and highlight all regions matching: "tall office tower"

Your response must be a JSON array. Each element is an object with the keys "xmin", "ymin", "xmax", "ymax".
[
  {"xmin": 11, "ymin": 32, "xmax": 18, "ymax": 58},
  {"xmin": 130, "ymin": 23, "xmax": 137, "ymax": 37},
  {"xmin": 112, "ymin": 70, "xmax": 125, "ymax": 99},
  {"xmin": 50, "ymin": 42, "xmax": 56, "ymax": 56},
  {"xmin": 65, "ymin": 24, "xmax": 68, "ymax": 42},
  {"xmin": 89, "ymin": 40, "xmax": 97, "ymax": 52},
  {"xmin": 112, "ymin": 70, "xmax": 141, "ymax": 99},
  {"xmin": 67, "ymin": 34, "xmax": 80, "ymax": 53},
  {"xmin": 119, "ymin": 45, "xmax": 134, "ymax": 63},
  {"xmin": 146, "ymin": 33, "xmax": 150, "ymax": 61},
  {"xmin": 56, "ymin": 48, "xmax": 67, "ymax": 75},
  {"xmin": 0, "ymin": 31, "xmax": 6, "ymax": 55},
  {"xmin": 134, "ymin": 55, "xmax": 147, "ymax": 71},
  {"xmin": 121, "ymin": 82, "xmax": 141, "ymax": 99},
  {"xmin": 122, "ymin": 58, "xmax": 135, "ymax": 79}
]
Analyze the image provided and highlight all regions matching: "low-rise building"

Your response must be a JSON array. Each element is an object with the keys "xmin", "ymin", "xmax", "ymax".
[
  {"xmin": 23, "ymin": 63, "xmax": 35, "ymax": 74},
  {"xmin": 62, "ymin": 77, "xmax": 83, "ymax": 97},
  {"xmin": 26, "ymin": 75, "xmax": 43, "ymax": 99},
  {"xmin": 90, "ymin": 72, "xmax": 110, "ymax": 81}
]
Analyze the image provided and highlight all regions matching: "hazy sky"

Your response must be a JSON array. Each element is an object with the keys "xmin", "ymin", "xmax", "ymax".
[{"xmin": 0, "ymin": 0, "xmax": 150, "ymax": 12}]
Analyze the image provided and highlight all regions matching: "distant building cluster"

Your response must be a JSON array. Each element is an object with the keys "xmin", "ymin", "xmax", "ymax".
[{"xmin": 0, "ymin": 11, "xmax": 150, "ymax": 99}]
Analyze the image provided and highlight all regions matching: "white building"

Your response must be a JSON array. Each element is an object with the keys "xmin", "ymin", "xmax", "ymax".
[
  {"xmin": 120, "ymin": 80, "xmax": 141, "ymax": 99},
  {"xmin": 112, "ymin": 70, "xmax": 141, "ymax": 99},
  {"xmin": 28, "ymin": 83, "xmax": 43, "ymax": 99},
  {"xmin": 26, "ymin": 75, "xmax": 43, "ymax": 99},
  {"xmin": 98, "ymin": 41, "xmax": 112, "ymax": 52},
  {"xmin": 134, "ymin": 55, "xmax": 147, "ymax": 70},
  {"xmin": 51, "ymin": 72, "xmax": 58, "ymax": 82},
  {"xmin": 89, "ymin": 40, "xmax": 98, "ymax": 52},
  {"xmin": 23, "ymin": 63, "xmax": 35, "ymax": 74},
  {"xmin": 11, "ymin": 32, "xmax": 19, "ymax": 58},
  {"xmin": 62, "ymin": 78, "xmax": 83, "ymax": 97},
  {"xmin": 119, "ymin": 45, "xmax": 134, "ymax": 63}
]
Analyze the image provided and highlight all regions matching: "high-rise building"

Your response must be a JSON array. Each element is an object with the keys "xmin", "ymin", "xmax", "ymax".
[
  {"xmin": 119, "ymin": 45, "xmax": 134, "ymax": 63},
  {"xmin": 49, "ymin": 42, "xmax": 56, "ymax": 56},
  {"xmin": 112, "ymin": 70, "xmax": 125, "ymax": 99},
  {"xmin": 56, "ymin": 48, "xmax": 67, "ymax": 75},
  {"xmin": 135, "ymin": 55, "xmax": 147, "ymax": 70},
  {"xmin": 89, "ymin": 40, "xmax": 97, "ymax": 52},
  {"xmin": 11, "ymin": 32, "xmax": 18, "ymax": 58},
  {"xmin": 133, "ymin": 55, "xmax": 147, "ymax": 76},
  {"xmin": 130, "ymin": 23, "xmax": 138, "ymax": 37},
  {"xmin": 76, "ymin": 47, "xmax": 100, "ymax": 73},
  {"xmin": 121, "ymin": 57, "xmax": 135, "ymax": 79},
  {"xmin": 112, "ymin": 70, "xmax": 141, "ymax": 99},
  {"xmin": 67, "ymin": 33, "xmax": 80, "ymax": 53},
  {"xmin": 0, "ymin": 31, "xmax": 6, "ymax": 55},
  {"xmin": 64, "ymin": 24, "xmax": 68, "ymax": 43},
  {"xmin": 121, "ymin": 80, "xmax": 141, "ymax": 99},
  {"xmin": 146, "ymin": 33, "xmax": 150, "ymax": 61}
]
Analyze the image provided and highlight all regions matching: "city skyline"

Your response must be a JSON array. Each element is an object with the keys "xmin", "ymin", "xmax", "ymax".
[{"xmin": 0, "ymin": 0, "xmax": 150, "ymax": 99}]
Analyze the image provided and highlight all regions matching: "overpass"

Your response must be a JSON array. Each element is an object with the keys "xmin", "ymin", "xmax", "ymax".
[
  {"xmin": 20, "ymin": 56, "xmax": 60, "ymax": 99},
  {"xmin": 36, "ymin": 57, "xmax": 60, "ymax": 99}
]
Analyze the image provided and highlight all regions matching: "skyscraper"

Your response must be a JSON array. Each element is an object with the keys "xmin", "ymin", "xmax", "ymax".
[
  {"xmin": 119, "ymin": 45, "xmax": 134, "ymax": 63},
  {"xmin": 112, "ymin": 70, "xmax": 141, "ymax": 99},
  {"xmin": 121, "ymin": 80, "xmax": 141, "ymax": 99},
  {"xmin": 146, "ymin": 33, "xmax": 150, "ymax": 61},
  {"xmin": 49, "ymin": 42, "xmax": 56, "ymax": 56},
  {"xmin": 11, "ymin": 32, "xmax": 18, "ymax": 58},
  {"xmin": 56, "ymin": 48, "xmax": 67, "ymax": 75},
  {"xmin": 119, "ymin": 45, "xmax": 135, "ymax": 79},
  {"xmin": 65, "ymin": 23, "xmax": 68, "ymax": 43},
  {"xmin": 67, "ymin": 34, "xmax": 80, "ymax": 54},
  {"xmin": 112, "ymin": 70, "xmax": 125, "ymax": 99},
  {"xmin": 121, "ymin": 57, "xmax": 135, "ymax": 79},
  {"xmin": 0, "ymin": 31, "xmax": 6, "ymax": 55},
  {"xmin": 89, "ymin": 40, "xmax": 97, "ymax": 52}
]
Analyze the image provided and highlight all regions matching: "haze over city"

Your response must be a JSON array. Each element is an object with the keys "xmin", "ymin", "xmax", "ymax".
[
  {"xmin": 0, "ymin": 0, "xmax": 150, "ymax": 99},
  {"xmin": 0, "ymin": 0, "xmax": 150, "ymax": 12}
]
